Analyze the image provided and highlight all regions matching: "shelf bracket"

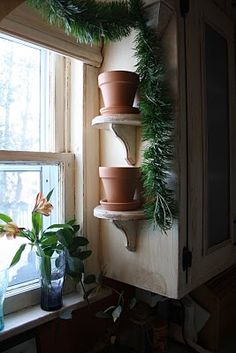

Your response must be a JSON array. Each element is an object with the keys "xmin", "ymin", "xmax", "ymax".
[
  {"xmin": 112, "ymin": 220, "xmax": 137, "ymax": 251},
  {"xmin": 110, "ymin": 124, "xmax": 136, "ymax": 166}
]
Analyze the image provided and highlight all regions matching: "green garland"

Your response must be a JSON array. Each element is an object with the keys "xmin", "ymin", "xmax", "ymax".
[
  {"xmin": 28, "ymin": 0, "xmax": 137, "ymax": 43},
  {"xmin": 134, "ymin": 4, "xmax": 177, "ymax": 231},
  {"xmin": 28, "ymin": 0, "xmax": 176, "ymax": 232}
]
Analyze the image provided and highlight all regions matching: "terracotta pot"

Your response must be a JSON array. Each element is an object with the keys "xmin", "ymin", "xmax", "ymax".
[
  {"xmin": 99, "ymin": 167, "xmax": 139, "ymax": 203},
  {"xmin": 100, "ymin": 199, "xmax": 140, "ymax": 211},
  {"xmin": 98, "ymin": 71, "xmax": 139, "ymax": 115}
]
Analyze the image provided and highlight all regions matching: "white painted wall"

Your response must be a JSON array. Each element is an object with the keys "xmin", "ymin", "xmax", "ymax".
[{"xmin": 98, "ymin": 15, "xmax": 181, "ymax": 298}]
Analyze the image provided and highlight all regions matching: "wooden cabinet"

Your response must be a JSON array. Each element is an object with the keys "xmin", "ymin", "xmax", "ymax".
[
  {"xmin": 183, "ymin": 0, "xmax": 236, "ymax": 292},
  {"xmin": 97, "ymin": 0, "xmax": 236, "ymax": 299}
]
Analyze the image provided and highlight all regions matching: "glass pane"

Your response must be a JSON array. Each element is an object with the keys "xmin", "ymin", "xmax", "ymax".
[
  {"xmin": 205, "ymin": 24, "xmax": 230, "ymax": 248},
  {"xmin": 0, "ymin": 34, "xmax": 48, "ymax": 151},
  {"xmin": 0, "ymin": 164, "xmax": 59, "ymax": 287}
]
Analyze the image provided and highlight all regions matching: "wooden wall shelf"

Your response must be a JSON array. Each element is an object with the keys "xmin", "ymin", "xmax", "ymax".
[
  {"xmin": 92, "ymin": 114, "xmax": 141, "ymax": 129},
  {"xmin": 93, "ymin": 206, "xmax": 146, "ymax": 251},
  {"xmin": 92, "ymin": 114, "xmax": 141, "ymax": 165}
]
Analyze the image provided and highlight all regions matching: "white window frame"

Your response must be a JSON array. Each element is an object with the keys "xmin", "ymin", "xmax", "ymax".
[
  {"xmin": 1, "ymin": 152, "xmax": 75, "ymax": 314},
  {"xmin": 0, "ymin": 38, "xmax": 75, "ymax": 314}
]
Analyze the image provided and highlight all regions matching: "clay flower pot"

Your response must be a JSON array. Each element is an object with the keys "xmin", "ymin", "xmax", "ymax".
[
  {"xmin": 99, "ymin": 167, "xmax": 141, "ymax": 211},
  {"xmin": 98, "ymin": 71, "xmax": 139, "ymax": 115}
]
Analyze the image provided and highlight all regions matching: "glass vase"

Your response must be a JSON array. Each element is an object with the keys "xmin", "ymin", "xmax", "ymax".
[
  {"xmin": 0, "ymin": 268, "xmax": 9, "ymax": 331},
  {"xmin": 38, "ymin": 251, "xmax": 65, "ymax": 311}
]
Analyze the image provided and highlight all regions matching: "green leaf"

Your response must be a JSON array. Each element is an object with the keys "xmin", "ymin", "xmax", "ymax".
[
  {"xmin": 117, "ymin": 290, "xmax": 125, "ymax": 306},
  {"xmin": 46, "ymin": 189, "xmax": 54, "ymax": 201},
  {"xmin": 103, "ymin": 305, "xmax": 116, "ymax": 314},
  {"xmin": 17, "ymin": 230, "xmax": 34, "ymax": 242},
  {"xmin": 10, "ymin": 244, "xmax": 27, "ymax": 267},
  {"xmin": 78, "ymin": 250, "xmax": 92, "ymax": 260},
  {"xmin": 112, "ymin": 305, "xmax": 122, "ymax": 322},
  {"xmin": 56, "ymin": 244, "xmax": 64, "ymax": 251},
  {"xmin": 42, "ymin": 248, "xmax": 54, "ymax": 257},
  {"xmin": 42, "ymin": 231, "xmax": 57, "ymax": 237},
  {"xmin": 69, "ymin": 237, "xmax": 89, "ymax": 252},
  {"xmin": 67, "ymin": 271, "xmax": 82, "ymax": 283},
  {"xmin": 55, "ymin": 254, "xmax": 65, "ymax": 268},
  {"xmin": 47, "ymin": 224, "xmax": 73, "ymax": 230},
  {"xmin": 66, "ymin": 255, "xmax": 84, "ymax": 273},
  {"xmin": 67, "ymin": 219, "xmax": 76, "ymax": 225},
  {"xmin": 32, "ymin": 212, "xmax": 42, "ymax": 235},
  {"xmin": 41, "ymin": 234, "xmax": 58, "ymax": 246},
  {"xmin": 0, "ymin": 213, "xmax": 13, "ymax": 223},
  {"xmin": 96, "ymin": 311, "xmax": 112, "ymax": 319},
  {"xmin": 84, "ymin": 274, "xmax": 96, "ymax": 284},
  {"xmin": 72, "ymin": 224, "xmax": 80, "ymax": 233},
  {"xmin": 129, "ymin": 297, "xmax": 137, "ymax": 309},
  {"xmin": 40, "ymin": 255, "xmax": 52, "ymax": 283},
  {"xmin": 56, "ymin": 228, "xmax": 74, "ymax": 247}
]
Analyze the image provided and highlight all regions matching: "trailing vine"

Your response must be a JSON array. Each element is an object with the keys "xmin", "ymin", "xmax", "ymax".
[{"xmin": 28, "ymin": 0, "xmax": 177, "ymax": 232}]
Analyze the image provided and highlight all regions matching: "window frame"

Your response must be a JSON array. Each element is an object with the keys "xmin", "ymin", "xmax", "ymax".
[
  {"xmin": 1, "ymin": 152, "xmax": 75, "ymax": 314},
  {"xmin": 0, "ymin": 33, "xmax": 76, "ymax": 314},
  {"xmin": 0, "ymin": 2, "xmax": 101, "ymax": 316}
]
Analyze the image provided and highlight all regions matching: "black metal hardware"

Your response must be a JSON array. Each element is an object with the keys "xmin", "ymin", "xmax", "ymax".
[
  {"xmin": 182, "ymin": 246, "xmax": 192, "ymax": 271},
  {"xmin": 180, "ymin": 0, "xmax": 189, "ymax": 17}
]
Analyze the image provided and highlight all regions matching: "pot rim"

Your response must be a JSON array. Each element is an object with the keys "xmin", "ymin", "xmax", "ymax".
[
  {"xmin": 98, "ymin": 70, "xmax": 139, "ymax": 85},
  {"xmin": 98, "ymin": 70, "xmax": 138, "ymax": 75},
  {"xmin": 99, "ymin": 166, "xmax": 139, "ymax": 170},
  {"xmin": 99, "ymin": 166, "xmax": 139, "ymax": 178}
]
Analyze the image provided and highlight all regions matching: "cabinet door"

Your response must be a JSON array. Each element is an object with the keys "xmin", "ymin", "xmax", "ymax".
[{"xmin": 186, "ymin": 0, "xmax": 236, "ymax": 290}]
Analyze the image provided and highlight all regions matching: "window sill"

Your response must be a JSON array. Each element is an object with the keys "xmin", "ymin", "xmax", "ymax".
[{"xmin": 0, "ymin": 290, "xmax": 110, "ymax": 342}]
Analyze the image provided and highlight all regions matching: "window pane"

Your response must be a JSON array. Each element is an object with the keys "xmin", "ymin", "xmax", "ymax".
[
  {"xmin": 0, "ymin": 34, "xmax": 48, "ymax": 151},
  {"xmin": 0, "ymin": 164, "xmax": 59, "ymax": 287},
  {"xmin": 204, "ymin": 24, "xmax": 230, "ymax": 248}
]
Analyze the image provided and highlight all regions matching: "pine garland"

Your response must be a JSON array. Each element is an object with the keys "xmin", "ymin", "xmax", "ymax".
[
  {"xmin": 28, "ymin": 0, "xmax": 136, "ymax": 43},
  {"xmin": 27, "ymin": 0, "xmax": 176, "ymax": 232},
  {"xmin": 132, "ymin": 0, "xmax": 177, "ymax": 231}
]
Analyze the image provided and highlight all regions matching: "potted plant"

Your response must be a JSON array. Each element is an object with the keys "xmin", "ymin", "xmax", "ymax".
[
  {"xmin": 99, "ymin": 166, "xmax": 141, "ymax": 211},
  {"xmin": 0, "ymin": 190, "xmax": 95, "ymax": 312},
  {"xmin": 98, "ymin": 71, "xmax": 139, "ymax": 115}
]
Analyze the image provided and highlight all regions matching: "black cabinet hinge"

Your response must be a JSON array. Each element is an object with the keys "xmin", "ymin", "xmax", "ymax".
[
  {"xmin": 180, "ymin": 0, "xmax": 189, "ymax": 17},
  {"xmin": 182, "ymin": 246, "xmax": 192, "ymax": 271}
]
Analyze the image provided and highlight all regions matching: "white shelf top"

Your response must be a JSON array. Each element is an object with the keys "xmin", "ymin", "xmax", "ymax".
[
  {"xmin": 92, "ymin": 114, "xmax": 141, "ymax": 129},
  {"xmin": 94, "ymin": 205, "xmax": 146, "ymax": 221}
]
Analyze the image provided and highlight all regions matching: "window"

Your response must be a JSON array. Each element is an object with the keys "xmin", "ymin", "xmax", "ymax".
[
  {"xmin": 0, "ymin": 34, "xmax": 48, "ymax": 152},
  {"xmin": 0, "ymin": 33, "xmax": 78, "ymax": 310},
  {"xmin": 0, "ymin": 164, "xmax": 59, "ymax": 287},
  {"xmin": 0, "ymin": 2, "xmax": 101, "ymax": 316}
]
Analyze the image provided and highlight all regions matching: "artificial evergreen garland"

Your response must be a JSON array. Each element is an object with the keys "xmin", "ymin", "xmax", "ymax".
[
  {"xmin": 134, "ymin": 9, "xmax": 177, "ymax": 231},
  {"xmin": 28, "ymin": 0, "xmax": 176, "ymax": 232},
  {"xmin": 28, "ymin": 0, "xmax": 137, "ymax": 43}
]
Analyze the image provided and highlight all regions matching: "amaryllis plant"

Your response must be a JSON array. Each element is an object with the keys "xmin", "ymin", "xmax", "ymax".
[{"xmin": 0, "ymin": 190, "xmax": 95, "ymax": 287}]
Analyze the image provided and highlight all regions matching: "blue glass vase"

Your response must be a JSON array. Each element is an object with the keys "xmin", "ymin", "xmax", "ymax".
[
  {"xmin": 38, "ymin": 252, "xmax": 65, "ymax": 311},
  {"xmin": 0, "ymin": 268, "xmax": 9, "ymax": 331}
]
